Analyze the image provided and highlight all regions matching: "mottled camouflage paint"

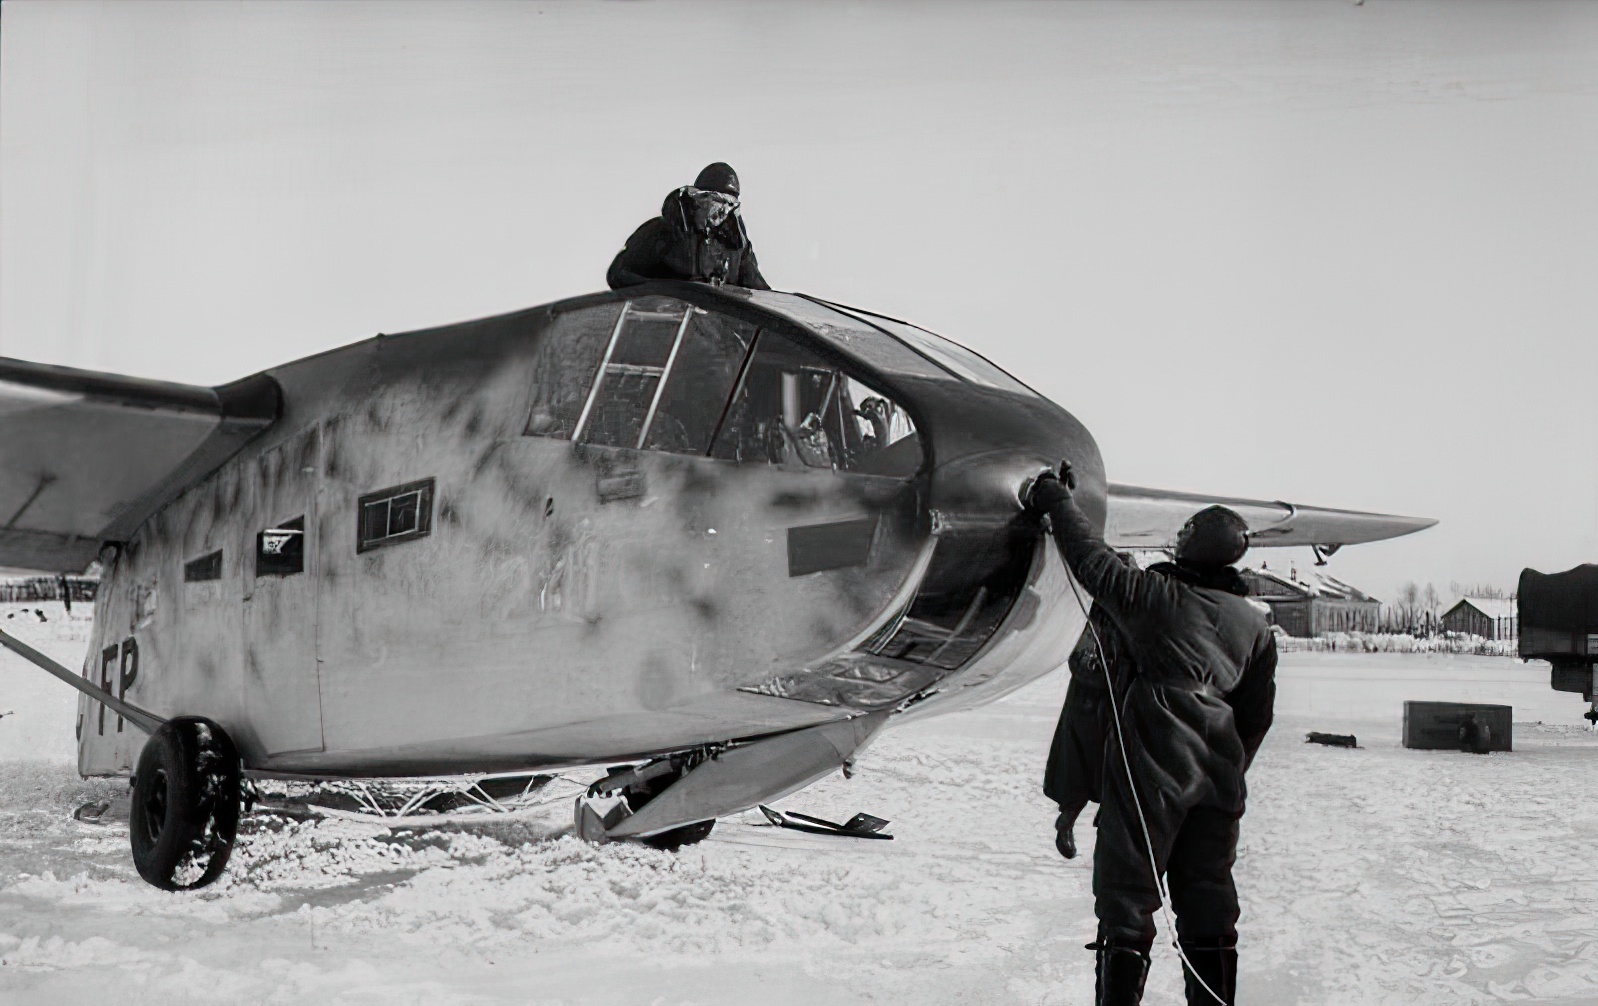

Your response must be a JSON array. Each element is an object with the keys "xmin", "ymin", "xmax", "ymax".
[{"xmin": 79, "ymin": 285, "xmax": 1098, "ymax": 779}]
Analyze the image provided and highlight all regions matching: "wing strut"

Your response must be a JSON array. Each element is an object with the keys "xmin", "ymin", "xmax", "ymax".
[{"xmin": 0, "ymin": 627, "xmax": 164, "ymax": 735}]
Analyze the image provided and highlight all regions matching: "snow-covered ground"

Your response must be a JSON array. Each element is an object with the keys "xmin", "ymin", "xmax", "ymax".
[{"xmin": 3, "ymin": 600, "xmax": 1596, "ymax": 1005}]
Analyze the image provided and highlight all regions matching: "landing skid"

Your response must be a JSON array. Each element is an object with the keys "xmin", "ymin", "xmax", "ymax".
[{"xmin": 758, "ymin": 804, "xmax": 893, "ymax": 840}]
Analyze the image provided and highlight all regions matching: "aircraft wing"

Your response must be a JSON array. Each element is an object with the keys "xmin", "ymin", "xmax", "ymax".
[
  {"xmin": 1105, "ymin": 483, "xmax": 1436, "ymax": 552},
  {"xmin": 0, "ymin": 358, "xmax": 279, "ymax": 572}
]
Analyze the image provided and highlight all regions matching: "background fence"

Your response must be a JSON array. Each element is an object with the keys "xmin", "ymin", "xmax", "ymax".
[
  {"xmin": 0, "ymin": 576, "xmax": 99, "ymax": 605},
  {"xmin": 1275, "ymin": 629, "xmax": 1518, "ymax": 657}
]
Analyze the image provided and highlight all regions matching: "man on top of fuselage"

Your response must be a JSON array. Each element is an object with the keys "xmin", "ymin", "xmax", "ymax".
[{"xmin": 607, "ymin": 162, "xmax": 770, "ymax": 290}]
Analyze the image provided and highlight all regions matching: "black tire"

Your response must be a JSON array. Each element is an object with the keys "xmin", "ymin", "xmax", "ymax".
[
  {"xmin": 129, "ymin": 717, "xmax": 242, "ymax": 891},
  {"xmin": 640, "ymin": 819, "xmax": 715, "ymax": 851}
]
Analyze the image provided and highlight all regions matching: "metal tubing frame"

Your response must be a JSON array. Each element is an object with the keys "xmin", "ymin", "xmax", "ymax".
[
  {"xmin": 571, "ymin": 301, "xmax": 632, "ymax": 443},
  {"xmin": 636, "ymin": 307, "xmax": 695, "ymax": 450}
]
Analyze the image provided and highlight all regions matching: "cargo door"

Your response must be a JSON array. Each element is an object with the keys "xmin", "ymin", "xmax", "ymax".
[{"xmin": 240, "ymin": 428, "xmax": 325, "ymax": 756}]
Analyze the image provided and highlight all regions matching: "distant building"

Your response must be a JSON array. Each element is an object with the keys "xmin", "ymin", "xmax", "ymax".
[
  {"xmin": 1240, "ymin": 564, "xmax": 1380, "ymax": 637},
  {"xmin": 1441, "ymin": 597, "xmax": 1517, "ymax": 640}
]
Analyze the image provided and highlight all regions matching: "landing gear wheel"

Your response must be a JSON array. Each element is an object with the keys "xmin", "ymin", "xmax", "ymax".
[
  {"xmin": 626, "ymin": 771, "xmax": 714, "ymax": 851},
  {"xmin": 129, "ymin": 717, "xmax": 242, "ymax": 891},
  {"xmin": 640, "ymin": 819, "xmax": 715, "ymax": 852},
  {"xmin": 574, "ymin": 760, "xmax": 717, "ymax": 850}
]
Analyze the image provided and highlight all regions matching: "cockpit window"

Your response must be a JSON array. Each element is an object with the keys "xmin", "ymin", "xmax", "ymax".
[
  {"xmin": 752, "ymin": 296, "xmax": 952, "ymax": 383},
  {"xmin": 638, "ymin": 309, "xmax": 758, "ymax": 455},
  {"xmin": 863, "ymin": 316, "xmax": 1036, "ymax": 397},
  {"xmin": 524, "ymin": 302, "xmax": 623, "ymax": 439},
  {"xmin": 574, "ymin": 300, "xmax": 691, "ymax": 450},
  {"xmin": 710, "ymin": 332, "xmax": 921, "ymax": 478},
  {"xmin": 526, "ymin": 297, "xmax": 757, "ymax": 456}
]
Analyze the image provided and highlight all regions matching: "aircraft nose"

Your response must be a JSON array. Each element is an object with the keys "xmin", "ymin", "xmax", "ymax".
[{"xmin": 929, "ymin": 448, "xmax": 1107, "ymax": 537}]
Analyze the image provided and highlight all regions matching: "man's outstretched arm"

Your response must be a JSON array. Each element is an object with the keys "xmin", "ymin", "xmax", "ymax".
[{"xmin": 1025, "ymin": 470, "xmax": 1174, "ymax": 627}]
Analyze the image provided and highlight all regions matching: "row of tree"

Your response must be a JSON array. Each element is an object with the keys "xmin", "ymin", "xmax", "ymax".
[{"xmin": 1375, "ymin": 581, "xmax": 1515, "ymax": 637}]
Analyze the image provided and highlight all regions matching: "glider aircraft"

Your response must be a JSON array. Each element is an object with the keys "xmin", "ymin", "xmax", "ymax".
[{"xmin": 0, "ymin": 284, "xmax": 1436, "ymax": 888}]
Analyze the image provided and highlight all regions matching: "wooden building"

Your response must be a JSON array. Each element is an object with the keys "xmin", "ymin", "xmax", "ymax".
[
  {"xmin": 1441, "ymin": 597, "xmax": 1517, "ymax": 640},
  {"xmin": 1240, "ymin": 565, "xmax": 1381, "ymax": 637}
]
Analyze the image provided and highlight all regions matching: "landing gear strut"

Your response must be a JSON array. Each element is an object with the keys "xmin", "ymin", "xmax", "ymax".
[
  {"xmin": 129, "ymin": 717, "xmax": 242, "ymax": 890},
  {"xmin": 574, "ymin": 754, "xmax": 716, "ymax": 851}
]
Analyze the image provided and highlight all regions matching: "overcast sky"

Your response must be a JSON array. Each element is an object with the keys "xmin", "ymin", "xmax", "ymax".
[{"xmin": 3, "ymin": 0, "xmax": 1595, "ymax": 601}]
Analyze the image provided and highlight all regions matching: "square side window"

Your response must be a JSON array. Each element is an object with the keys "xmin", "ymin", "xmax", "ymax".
[
  {"xmin": 357, "ymin": 478, "xmax": 435, "ymax": 553},
  {"xmin": 184, "ymin": 550, "xmax": 223, "ymax": 582},
  {"xmin": 257, "ymin": 517, "xmax": 305, "ymax": 577}
]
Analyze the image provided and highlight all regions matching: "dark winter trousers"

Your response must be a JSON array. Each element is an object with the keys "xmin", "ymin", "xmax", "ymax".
[{"xmin": 1092, "ymin": 765, "xmax": 1242, "ymax": 954}]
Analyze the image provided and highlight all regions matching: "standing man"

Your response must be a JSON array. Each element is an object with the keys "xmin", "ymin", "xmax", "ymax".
[
  {"xmin": 607, "ymin": 162, "xmax": 770, "ymax": 290},
  {"xmin": 1025, "ymin": 465, "xmax": 1277, "ymax": 1006},
  {"xmin": 1043, "ymin": 566, "xmax": 1135, "ymax": 860}
]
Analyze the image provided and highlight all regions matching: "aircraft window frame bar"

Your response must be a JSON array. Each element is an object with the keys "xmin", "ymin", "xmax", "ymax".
[
  {"xmin": 816, "ymin": 370, "xmax": 841, "ymax": 425},
  {"xmin": 703, "ymin": 328, "xmax": 764, "ymax": 458},
  {"xmin": 570, "ymin": 301, "xmax": 631, "ymax": 443},
  {"xmin": 635, "ymin": 307, "xmax": 696, "ymax": 450},
  {"xmin": 813, "ymin": 370, "xmax": 842, "ymax": 469}
]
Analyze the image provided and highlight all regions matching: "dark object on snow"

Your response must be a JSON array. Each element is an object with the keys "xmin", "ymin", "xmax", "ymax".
[
  {"xmin": 73, "ymin": 800, "xmax": 112, "ymax": 823},
  {"xmin": 35, "ymin": 609, "xmax": 46, "ymax": 622},
  {"xmin": 129, "ymin": 717, "xmax": 242, "ymax": 890},
  {"xmin": 1402, "ymin": 701, "xmax": 1512, "ymax": 753},
  {"xmin": 1305, "ymin": 732, "xmax": 1358, "ymax": 748},
  {"xmin": 607, "ymin": 163, "xmax": 770, "ymax": 290},
  {"xmin": 1459, "ymin": 713, "xmax": 1493, "ymax": 754},
  {"xmin": 1026, "ymin": 468, "xmax": 1276, "ymax": 978},
  {"xmin": 758, "ymin": 805, "xmax": 893, "ymax": 840}
]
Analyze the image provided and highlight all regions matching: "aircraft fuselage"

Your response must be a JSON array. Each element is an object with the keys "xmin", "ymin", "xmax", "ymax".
[{"xmin": 76, "ymin": 285, "xmax": 1101, "ymax": 778}]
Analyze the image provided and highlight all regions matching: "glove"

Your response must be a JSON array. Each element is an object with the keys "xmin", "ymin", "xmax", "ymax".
[
  {"xmin": 1023, "ymin": 472, "xmax": 1072, "ymax": 515},
  {"xmin": 1057, "ymin": 460, "xmax": 1077, "ymax": 492}
]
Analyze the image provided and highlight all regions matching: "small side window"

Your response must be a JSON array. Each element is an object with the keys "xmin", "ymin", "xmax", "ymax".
[
  {"xmin": 256, "ymin": 518, "xmax": 305, "ymax": 577},
  {"xmin": 358, "ymin": 478, "xmax": 434, "ymax": 553},
  {"xmin": 184, "ymin": 550, "xmax": 223, "ymax": 582}
]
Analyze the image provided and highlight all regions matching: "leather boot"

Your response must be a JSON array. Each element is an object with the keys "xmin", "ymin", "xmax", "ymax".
[
  {"xmin": 1090, "ymin": 942, "xmax": 1151, "ymax": 1006},
  {"xmin": 1179, "ymin": 941, "xmax": 1236, "ymax": 1005}
]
